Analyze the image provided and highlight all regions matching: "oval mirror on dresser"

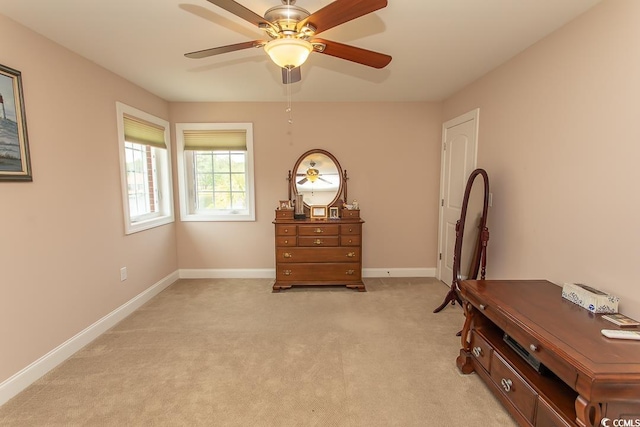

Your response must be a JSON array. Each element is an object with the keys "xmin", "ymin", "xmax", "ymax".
[{"xmin": 291, "ymin": 149, "xmax": 344, "ymax": 208}]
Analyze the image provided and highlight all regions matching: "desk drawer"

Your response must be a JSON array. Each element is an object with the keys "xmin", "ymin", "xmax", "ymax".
[
  {"xmin": 490, "ymin": 352, "xmax": 537, "ymax": 423},
  {"xmin": 470, "ymin": 330, "xmax": 493, "ymax": 373}
]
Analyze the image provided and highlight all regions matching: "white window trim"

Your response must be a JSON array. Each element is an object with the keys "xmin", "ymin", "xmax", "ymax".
[
  {"xmin": 116, "ymin": 102, "xmax": 175, "ymax": 234},
  {"xmin": 175, "ymin": 122, "xmax": 255, "ymax": 222}
]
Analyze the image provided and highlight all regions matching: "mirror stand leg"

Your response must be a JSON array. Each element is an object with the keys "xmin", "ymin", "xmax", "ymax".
[{"xmin": 433, "ymin": 287, "xmax": 462, "ymax": 313}]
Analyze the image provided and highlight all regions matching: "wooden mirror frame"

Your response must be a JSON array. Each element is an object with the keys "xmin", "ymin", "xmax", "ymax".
[
  {"xmin": 288, "ymin": 149, "xmax": 346, "ymax": 209},
  {"xmin": 434, "ymin": 168, "xmax": 490, "ymax": 313}
]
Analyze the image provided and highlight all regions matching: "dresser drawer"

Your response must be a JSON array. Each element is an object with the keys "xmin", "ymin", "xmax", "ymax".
[
  {"xmin": 341, "ymin": 209, "xmax": 360, "ymax": 219},
  {"xmin": 276, "ymin": 263, "xmax": 362, "ymax": 281},
  {"xmin": 470, "ymin": 330, "xmax": 493, "ymax": 373},
  {"xmin": 490, "ymin": 352, "xmax": 538, "ymax": 423},
  {"xmin": 298, "ymin": 224, "xmax": 339, "ymax": 236},
  {"xmin": 276, "ymin": 236, "xmax": 297, "ymax": 247},
  {"xmin": 341, "ymin": 235, "xmax": 361, "ymax": 246},
  {"xmin": 298, "ymin": 236, "xmax": 339, "ymax": 247},
  {"xmin": 275, "ymin": 225, "xmax": 297, "ymax": 236},
  {"xmin": 276, "ymin": 248, "xmax": 360, "ymax": 263},
  {"xmin": 340, "ymin": 224, "xmax": 361, "ymax": 235}
]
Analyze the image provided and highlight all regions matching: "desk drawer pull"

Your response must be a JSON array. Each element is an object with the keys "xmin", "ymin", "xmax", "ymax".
[
  {"xmin": 529, "ymin": 344, "xmax": 538, "ymax": 352},
  {"xmin": 314, "ymin": 239, "xmax": 323, "ymax": 245},
  {"xmin": 501, "ymin": 378, "xmax": 513, "ymax": 393},
  {"xmin": 283, "ymin": 253, "xmax": 292, "ymax": 258},
  {"xmin": 479, "ymin": 304, "xmax": 487, "ymax": 310},
  {"xmin": 314, "ymin": 228, "xmax": 324, "ymax": 234},
  {"xmin": 346, "ymin": 252, "xmax": 356, "ymax": 258},
  {"xmin": 346, "ymin": 270, "xmax": 355, "ymax": 275},
  {"xmin": 283, "ymin": 270, "xmax": 292, "ymax": 276},
  {"xmin": 472, "ymin": 346, "xmax": 483, "ymax": 357}
]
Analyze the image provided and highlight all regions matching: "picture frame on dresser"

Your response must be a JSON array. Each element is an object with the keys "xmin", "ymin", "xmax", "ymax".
[
  {"xmin": 310, "ymin": 205, "xmax": 327, "ymax": 219},
  {"xmin": 329, "ymin": 206, "xmax": 339, "ymax": 219},
  {"xmin": 279, "ymin": 200, "xmax": 292, "ymax": 209}
]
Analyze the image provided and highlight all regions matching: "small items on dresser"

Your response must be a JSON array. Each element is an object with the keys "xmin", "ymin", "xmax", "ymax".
[{"xmin": 561, "ymin": 282, "xmax": 619, "ymax": 313}]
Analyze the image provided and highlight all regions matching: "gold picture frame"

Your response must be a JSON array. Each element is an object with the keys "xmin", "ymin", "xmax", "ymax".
[
  {"xmin": 310, "ymin": 205, "xmax": 327, "ymax": 219},
  {"xmin": 0, "ymin": 64, "xmax": 32, "ymax": 181}
]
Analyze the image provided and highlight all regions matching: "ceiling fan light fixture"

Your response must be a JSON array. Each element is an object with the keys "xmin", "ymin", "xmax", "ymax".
[{"xmin": 264, "ymin": 38, "xmax": 313, "ymax": 69}]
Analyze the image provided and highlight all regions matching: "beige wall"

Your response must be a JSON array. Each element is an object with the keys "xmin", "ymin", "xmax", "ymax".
[
  {"xmin": 444, "ymin": 0, "xmax": 640, "ymax": 319},
  {"xmin": 170, "ymin": 102, "xmax": 443, "ymax": 270},
  {"xmin": 0, "ymin": 16, "xmax": 177, "ymax": 383}
]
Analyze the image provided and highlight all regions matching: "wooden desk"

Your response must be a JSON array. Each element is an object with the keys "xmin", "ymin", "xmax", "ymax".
[{"xmin": 456, "ymin": 279, "xmax": 640, "ymax": 427}]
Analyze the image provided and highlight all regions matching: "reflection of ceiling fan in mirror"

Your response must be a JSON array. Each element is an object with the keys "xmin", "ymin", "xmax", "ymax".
[
  {"xmin": 297, "ymin": 161, "xmax": 330, "ymax": 185},
  {"xmin": 185, "ymin": 0, "xmax": 392, "ymax": 84}
]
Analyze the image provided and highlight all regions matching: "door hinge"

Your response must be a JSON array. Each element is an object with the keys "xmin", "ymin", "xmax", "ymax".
[
  {"xmin": 439, "ymin": 253, "xmax": 442, "ymax": 260},
  {"xmin": 443, "ymin": 142, "xmax": 447, "ymax": 150},
  {"xmin": 441, "ymin": 199, "xmax": 444, "ymax": 207}
]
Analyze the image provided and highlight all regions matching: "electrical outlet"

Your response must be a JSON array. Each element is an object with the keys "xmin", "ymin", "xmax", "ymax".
[{"xmin": 120, "ymin": 267, "xmax": 127, "ymax": 282}]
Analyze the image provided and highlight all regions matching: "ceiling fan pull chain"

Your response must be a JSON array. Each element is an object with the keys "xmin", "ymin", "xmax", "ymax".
[{"xmin": 286, "ymin": 67, "xmax": 293, "ymax": 124}]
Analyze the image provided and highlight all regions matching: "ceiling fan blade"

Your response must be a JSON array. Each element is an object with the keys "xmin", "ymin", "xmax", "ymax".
[
  {"xmin": 185, "ymin": 41, "xmax": 264, "ymax": 59},
  {"xmin": 206, "ymin": 0, "xmax": 271, "ymax": 27},
  {"xmin": 301, "ymin": 0, "xmax": 388, "ymax": 35},
  {"xmin": 297, "ymin": 177, "xmax": 308, "ymax": 185},
  {"xmin": 312, "ymin": 38, "xmax": 391, "ymax": 68},
  {"xmin": 282, "ymin": 67, "xmax": 302, "ymax": 84}
]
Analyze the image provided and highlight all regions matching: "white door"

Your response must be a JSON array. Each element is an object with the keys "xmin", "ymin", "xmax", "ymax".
[{"xmin": 437, "ymin": 109, "xmax": 479, "ymax": 286}]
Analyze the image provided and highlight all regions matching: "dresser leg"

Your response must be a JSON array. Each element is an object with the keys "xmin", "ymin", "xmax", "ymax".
[{"xmin": 346, "ymin": 284, "xmax": 366, "ymax": 292}]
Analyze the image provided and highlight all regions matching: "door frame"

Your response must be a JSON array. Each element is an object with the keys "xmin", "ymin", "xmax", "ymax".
[{"xmin": 436, "ymin": 108, "xmax": 479, "ymax": 282}]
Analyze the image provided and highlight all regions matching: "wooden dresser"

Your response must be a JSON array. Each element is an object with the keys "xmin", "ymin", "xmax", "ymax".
[
  {"xmin": 457, "ymin": 279, "xmax": 640, "ymax": 427},
  {"xmin": 272, "ymin": 209, "xmax": 365, "ymax": 292}
]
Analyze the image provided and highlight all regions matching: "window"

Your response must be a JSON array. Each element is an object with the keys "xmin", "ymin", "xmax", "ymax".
[
  {"xmin": 175, "ymin": 123, "xmax": 255, "ymax": 221},
  {"xmin": 116, "ymin": 102, "xmax": 174, "ymax": 234}
]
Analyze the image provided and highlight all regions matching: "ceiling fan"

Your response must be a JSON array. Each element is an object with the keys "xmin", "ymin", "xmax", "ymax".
[{"xmin": 185, "ymin": 0, "xmax": 392, "ymax": 84}]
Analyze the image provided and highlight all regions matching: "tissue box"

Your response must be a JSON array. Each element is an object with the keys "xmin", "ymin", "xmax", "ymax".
[{"xmin": 561, "ymin": 283, "xmax": 619, "ymax": 314}]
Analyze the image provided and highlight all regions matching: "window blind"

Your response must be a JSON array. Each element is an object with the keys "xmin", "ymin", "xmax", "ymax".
[
  {"xmin": 123, "ymin": 114, "xmax": 166, "ymax": 149},
  {"xmin": 183, "ymin": 129, "xmax": 247, "ymax": 151}
]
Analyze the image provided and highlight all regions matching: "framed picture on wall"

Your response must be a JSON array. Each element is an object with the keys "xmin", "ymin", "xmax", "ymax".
[{"xmin": 0, "ymin": 64, "xmax": 32, "ymax": 181}]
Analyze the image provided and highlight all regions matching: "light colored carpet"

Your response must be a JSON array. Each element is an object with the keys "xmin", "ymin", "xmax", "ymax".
[{"xmin": 0, "ymin": 278, "xmax": 516, "ymax": 426}]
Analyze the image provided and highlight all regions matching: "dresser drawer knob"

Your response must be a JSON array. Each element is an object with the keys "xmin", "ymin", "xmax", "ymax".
[
  {"xmin": 314, "ymin": 239, "xmax": 323, "ymax": 245},
  {"xmin": 529, "ymin": 344, "xmax": 538, "ymax": 352},
  {"xmin": 284, "ymin": 229, "xmax": 289, "ymax": 233},
  {"xmin": 314, "ymin": 228, "xmax": 324, "ymax": 234},
  {"xmin": 348, "ymin": 228, "xmax": 353, "ymax": 232},
  {"xmin": 283, "ymin": 270, "xmax": 292, "ymax": 276},
  {"xmin": 479, "ymin": 304, "xmax": 486, "ymax": 310},
  {"xmin": 283, "ymin": 253, "xmax": 292, "ymax": 258},
  {"xmin": 501, "ymin": 378, "xmax": 513, "ymax": 393},
  {"xmin": 472, "ymin": 346, "xmax": 483, "ymax": 357},
  {"xmin": 346, "ymin": 252, "xmax": 356, "ymax": 258},
  {"xmin": 284, "ymin": 240, "xmax": 289, "ymax": 244}
]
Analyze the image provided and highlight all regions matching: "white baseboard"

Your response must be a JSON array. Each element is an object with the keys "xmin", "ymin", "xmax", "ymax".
[
  {"xmin": 364, "ymin": 268, "xmax": 436, "ymax": 278},
  {"xmin": 179, "ymin": 268, "xmax": 436, "ymax": 279},
  {"xmin": 0, "ymin": 270, "xmax": 179, "ymax": 407},
  {"xmin": 179, "ymin": 269, "xmax": 275, "ymax": 279}
]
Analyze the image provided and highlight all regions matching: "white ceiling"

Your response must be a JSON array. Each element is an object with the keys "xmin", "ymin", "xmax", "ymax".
[{"xmin": 0, "ymin": 0, "xmax": 602, "ymax": 102}]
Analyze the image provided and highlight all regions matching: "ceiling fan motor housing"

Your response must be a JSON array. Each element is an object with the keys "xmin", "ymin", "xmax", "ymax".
[{"xmin": 264, "ymin": 1, "xmax": 314, "ymax": 38}]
